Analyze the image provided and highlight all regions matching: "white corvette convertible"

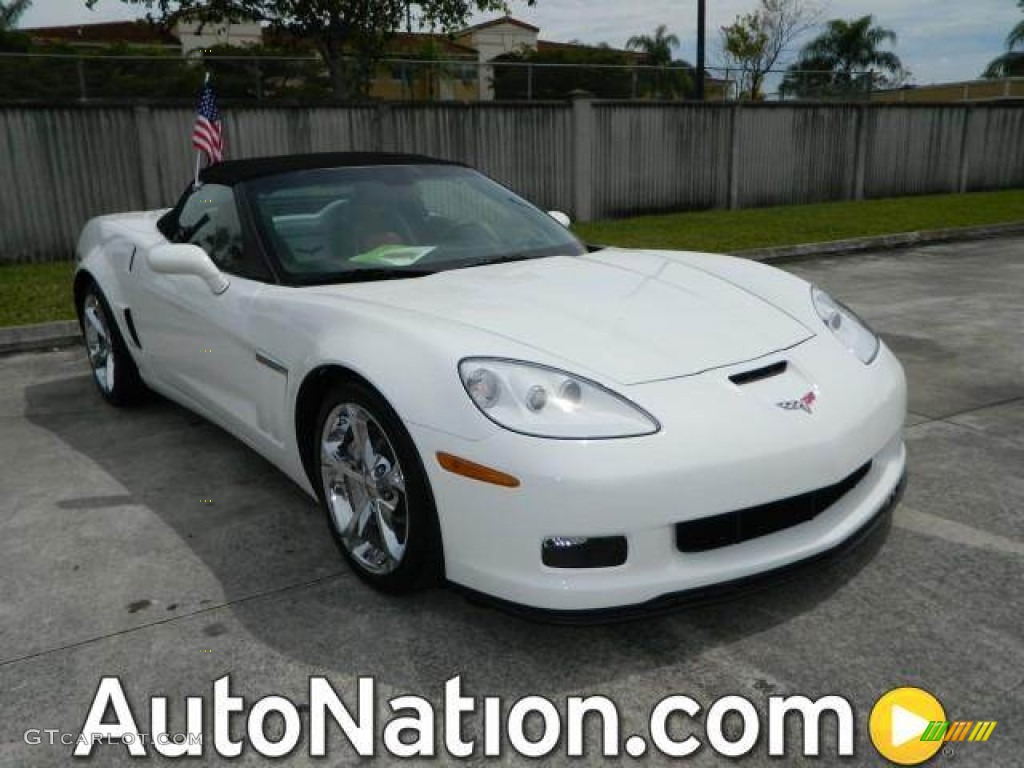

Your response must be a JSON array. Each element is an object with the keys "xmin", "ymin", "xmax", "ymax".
[{"xmin": 75, "ymin": 153, "xmax": 907, "ymax": 618}]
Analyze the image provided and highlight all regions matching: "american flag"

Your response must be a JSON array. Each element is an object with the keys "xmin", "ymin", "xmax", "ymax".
[{"xmin": 192, "ymin": 80, "xmax": 224, "ymax": 164}]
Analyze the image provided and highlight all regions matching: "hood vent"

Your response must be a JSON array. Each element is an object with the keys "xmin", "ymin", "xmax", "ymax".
[{"xmin": 730, "ymin": 361, "xmax": 788, "ymax": 386}]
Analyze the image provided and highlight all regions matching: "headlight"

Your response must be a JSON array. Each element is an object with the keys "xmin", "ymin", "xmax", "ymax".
[
  {"xmin": 811, "ymin": 287, "xmax": 880, "ymax": 364},
  {"xmin": 458, "ymin": 358, "xmax": 659, "ymax": 439}
]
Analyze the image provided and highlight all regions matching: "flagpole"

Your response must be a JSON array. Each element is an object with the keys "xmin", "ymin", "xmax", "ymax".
[{"xmin": 194, "ymin": 71, "xmax": 211, "ymax": 188}]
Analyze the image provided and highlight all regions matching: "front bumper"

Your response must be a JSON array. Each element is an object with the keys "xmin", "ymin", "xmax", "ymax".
[
  {"xmin": 411, "ymin": 338, "xmax": 908, "ymax": 613},
  {"xmin": 461, "ymin": 470, "xmax": 905, "ymax": 624}
]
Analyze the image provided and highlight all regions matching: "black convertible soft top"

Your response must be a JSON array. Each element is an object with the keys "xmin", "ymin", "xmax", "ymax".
[{"xmin": 199, "ymin": 152, "xmax": 461, "ymax": 185}]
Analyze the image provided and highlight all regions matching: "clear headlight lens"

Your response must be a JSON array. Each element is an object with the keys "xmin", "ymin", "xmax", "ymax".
[
  {"xmin": 458, "ymin": 358, "xmax": 659, "ymax": 439},
  {"xmin": 811, "ymin": 287, "xmax": 880, "ymax": 364}
]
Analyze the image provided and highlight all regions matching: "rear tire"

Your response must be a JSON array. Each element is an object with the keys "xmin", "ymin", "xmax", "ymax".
[
  {"xmin": 314, "ymin": 380, "xmax": 442, "ymax": 594},
  {"xmin": 78, "ymin": 283, "xmax": 145, "ymax": 406}
]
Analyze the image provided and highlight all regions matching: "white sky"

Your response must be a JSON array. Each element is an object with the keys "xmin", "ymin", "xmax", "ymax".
[{"xmin": 19, "ymin": 0, "xmax": 1022, "ymax": 85}]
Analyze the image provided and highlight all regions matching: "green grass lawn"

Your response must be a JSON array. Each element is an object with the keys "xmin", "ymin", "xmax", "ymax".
[
  {"xmin": 0, "ymin": 261, "xmax": 77, "ymax": 328},
  {"xmin": 1, "ymin": 189, "xmax": 1022, "ymax": 328},
  {"xmin": 574, "ymin": 189, "xmax": 1024, "ymax": 253}
]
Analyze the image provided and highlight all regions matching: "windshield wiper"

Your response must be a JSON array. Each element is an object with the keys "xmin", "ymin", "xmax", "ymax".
[
  {"xmin": 319, "ymin": 266, "xmax": 436, "ymax": 284},
  {"xmin": 459, "ymin": 252, "xmax": 559, "ymax": 269}
]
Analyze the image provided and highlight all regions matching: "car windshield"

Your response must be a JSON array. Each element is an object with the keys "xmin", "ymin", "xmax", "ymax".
[{"xmin": 245, "ymin": 164, "xmax": 587, "ymax": 283}]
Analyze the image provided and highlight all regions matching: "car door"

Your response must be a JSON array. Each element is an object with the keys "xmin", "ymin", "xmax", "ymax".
[{"xmin": 129, "ymin": 184, "xmax": 288, "ymax": 452}]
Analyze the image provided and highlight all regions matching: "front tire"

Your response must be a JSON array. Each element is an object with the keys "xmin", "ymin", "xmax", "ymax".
[
  {"xmin": 315, "ymin": 380, "xmax": 442, "ymax": 594},
  {"xmin": 78, "ymin": 283, "xmax": 145, "ymax": 406}
]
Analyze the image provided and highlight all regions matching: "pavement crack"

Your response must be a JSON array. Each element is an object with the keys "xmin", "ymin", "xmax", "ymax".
[
  {"xmin": 934, "ymin": 396, "xmax": 1024, "ymax": 423},
  {"xmin": 0, "ymin": 570, "xmax": 347, "ymax": 669}
]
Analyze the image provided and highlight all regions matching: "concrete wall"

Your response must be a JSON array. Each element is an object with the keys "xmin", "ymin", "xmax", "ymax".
[
  {"xmin": 173, "ymin": 19, "xmax": 264, "ymax": 56},
  {"xmin": 1, "ymin": 101, "xmax": 1022, "ymax": 263},
  {"xmin": 455, "ymin": 21, "xmax": 539, "ymax": 100}
]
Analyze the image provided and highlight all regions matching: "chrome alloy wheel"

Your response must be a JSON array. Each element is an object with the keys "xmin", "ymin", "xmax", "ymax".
[
  {"xmin": 320, "ymin": 403, "xmax": 409, "ymax": 575},
  {"xmin": 82, "ymin": 293, "xmax": 114, "ymax": 395}
]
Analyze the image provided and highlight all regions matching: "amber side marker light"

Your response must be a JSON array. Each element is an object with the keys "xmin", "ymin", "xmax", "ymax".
[{"xmin": 436, "ymin": 452, "xmax": 520, "ymax": 488}]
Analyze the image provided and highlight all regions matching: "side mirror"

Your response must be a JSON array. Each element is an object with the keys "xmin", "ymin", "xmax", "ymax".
[
  {"xmin": 547, "ymin": 210, "xmax": 572, "ymax": 229},
  {"xmin": 147, "ymin": 243, "xmax": 229, "ymax": 295}
]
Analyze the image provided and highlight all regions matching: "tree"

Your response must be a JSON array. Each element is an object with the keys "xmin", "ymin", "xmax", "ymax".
[
  {"xmin": 491, "ymin": 44, "xmax": 637, "ymax": 99},
  {"xmin": 983, "ymin": 0, "xmax": 1024, "ymax": 77},
  {"xmin": 626, "ymin": 24, "xmax": 679, "ymax": 68},
  {"xmin": 651, "ymin": 59, "xmax": 695, "ymax": 100},
  {"xmin": 0, "ymin": 0, "xmax": 31, "ymax": 50},
  {"xmin": 719, "ymin": 0, "xmax": 819, "ymax": 100},
  {"xmin": 90, "ymin": 0, "xmax": 534, "ymax": 100},
  {"xmin": 200, "ymin": 42, "xmax": 332, "ymax": 102},
  {"xmin": 780, "ymin": 15, "xmax": 906, "ymax": 99},
  {"xmin": 625, "ymin": 24, "xmax": 694, "ymax": 98},
  {"xmin": 0, "ymin": 0, "xmax": 30, "ymax": 30},
  {"xmin": 721, "ymin": 12, "xmax": 769, "ymax": 99}
]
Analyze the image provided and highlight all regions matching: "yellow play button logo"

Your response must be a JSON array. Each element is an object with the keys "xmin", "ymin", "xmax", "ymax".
[{"xmin": 869, "ymin": 687, "xmax": 947, "ymax": 765}]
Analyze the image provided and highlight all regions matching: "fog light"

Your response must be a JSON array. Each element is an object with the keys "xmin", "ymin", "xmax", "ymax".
[{"xmin": 541, "ymin": 536, "xmax": 627, "ymax": 569}]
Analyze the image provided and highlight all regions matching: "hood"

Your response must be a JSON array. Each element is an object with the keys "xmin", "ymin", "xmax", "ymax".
[{"xmin": 329, "ymin": 249, "xmax": 815, "ymax": 385}]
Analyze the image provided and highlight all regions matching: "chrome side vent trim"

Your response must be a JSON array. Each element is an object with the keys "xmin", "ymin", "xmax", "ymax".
[{"xmin": 255, "ymin": 351, "xmax": 288, "ymax": 376}]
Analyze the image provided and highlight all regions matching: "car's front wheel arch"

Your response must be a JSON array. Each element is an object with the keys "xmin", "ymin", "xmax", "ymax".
[
  {"xmin": 73, "ymin": 269, "xmax": 98, "ymax": 327},
  {"xmin": 296, "ymin": 365, "xmax": 364, "ymax": 490},
  {"xmin": 295, "ymin": 365, "xmax": 445, "ymax": 589},
  {"xmin": 74, "ymin": 273, "xmax": 146, "ymax": 406}
]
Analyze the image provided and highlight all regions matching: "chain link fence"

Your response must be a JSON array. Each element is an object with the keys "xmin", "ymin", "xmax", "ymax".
[{"xmin": 0, "ymin": 52, "xmax": 876, "ymax": 104}]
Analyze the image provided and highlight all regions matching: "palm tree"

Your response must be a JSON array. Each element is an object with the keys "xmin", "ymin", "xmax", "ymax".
[
  {"xmin": 0, "ymin": 0, "xmax": 31, "ymax": 31},
  {"xmin": 627, "ymin": 24, "xmax": 684, "ymax": 98},
  {"xmin": 801, "ymin": 16, "xmax": 902, "ymax": 77},
  {"xmin": 781, "ymin": 15, "xmax": 904, "ymax": 99},
  {"xmin": 1012, "ymin": 4, "xmax": 1024, "ymax": 49},
  {"xmin": 626, "ymin": 24, "xmax": 680, "ymax": 68},
  {"xmin": 983, "ymin": 1, "xmax": 1024, "ymax": 77}
]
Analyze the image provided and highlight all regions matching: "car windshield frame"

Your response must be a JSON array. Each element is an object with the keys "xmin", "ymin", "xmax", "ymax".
[{"xmin": 238, "ymin": 164, "xmax": 587, "ymax": 286}]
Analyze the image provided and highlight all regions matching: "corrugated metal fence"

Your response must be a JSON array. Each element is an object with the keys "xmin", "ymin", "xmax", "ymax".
[{"xmin": 2, "ymin": 100, "xmax": 1022, "ymax": 263}]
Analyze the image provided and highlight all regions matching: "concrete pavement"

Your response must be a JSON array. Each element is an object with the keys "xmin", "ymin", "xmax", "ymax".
[{"xmin": 1, "ymin": 237, "xmax": 1022, "ymax": 766}]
